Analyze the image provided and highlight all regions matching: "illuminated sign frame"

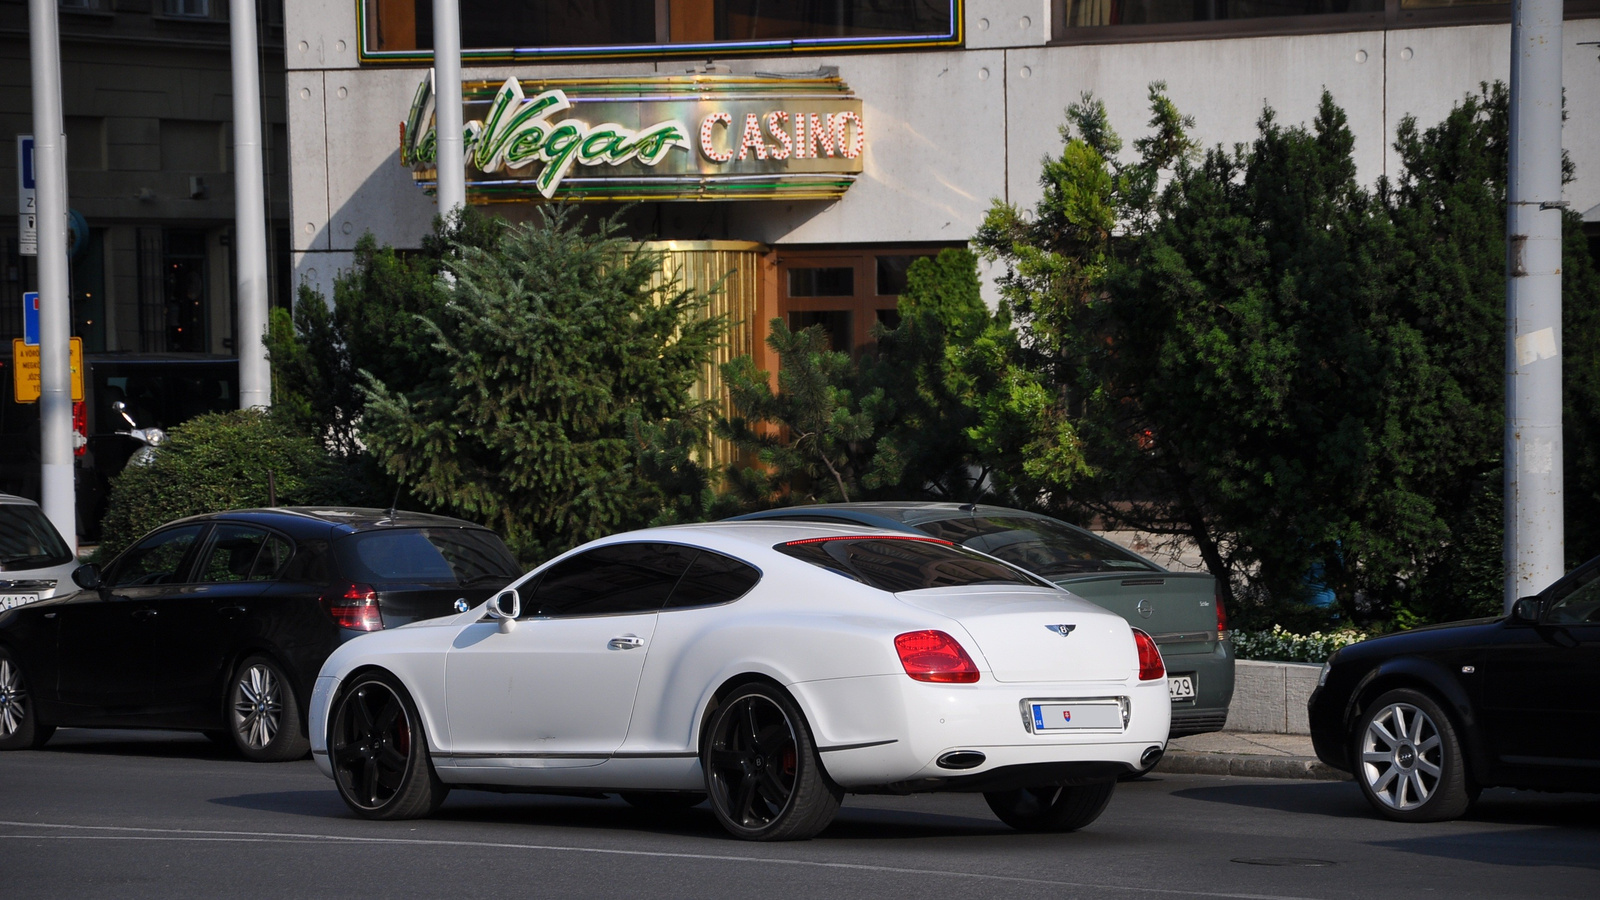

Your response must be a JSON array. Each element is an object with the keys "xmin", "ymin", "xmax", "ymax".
[{"xmin": 405, "ymin": 72, "xmax": 866, "ymax": 203}]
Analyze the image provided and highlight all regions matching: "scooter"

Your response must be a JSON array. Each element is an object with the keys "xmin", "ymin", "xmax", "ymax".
[{"xmin": 112, "ymin": 400, "xmax": 166, "ymax": 467}]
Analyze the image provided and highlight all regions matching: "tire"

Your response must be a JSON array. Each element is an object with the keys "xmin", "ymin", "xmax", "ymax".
[
  {"xmin": 1353, "ymin": 688, "xmax": 1471, "ymax": 823},
  {"xmin": 620, "ymin": 791, "xmax": 707, "ymax": 813},
  {"xmin": 984, "ymin": 781, "xmax": 1117, "ymax": 832},
  {"xmin": 0, "ymin": 648, "xmax": 54, "ymax": 751},
  {"xmin": 329, "ymin": 670, "xmax": 449, "ymax": 820},
  {"xmin": 702, "ymin": 683, "xmax": 841, "ymax": 841},
  {"xmin": 227, "ymin": 655, "xmax": 311, "ymax": 762}
]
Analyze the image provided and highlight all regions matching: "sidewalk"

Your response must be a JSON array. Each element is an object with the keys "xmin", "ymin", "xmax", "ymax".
[{"xmin": 1154, "ymin": 732, "xmax": 1350, "ymax": 781}]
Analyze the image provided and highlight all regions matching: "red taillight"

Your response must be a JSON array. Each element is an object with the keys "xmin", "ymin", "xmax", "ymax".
[
  {"xmin": 1215, "ymin": 584, "xmax": 1229, "ymax": 641},
  {"xmin": 321, "ymin": 584, "xmax": 383, "ymax": 632},
  {"xmin": 894, "ymin": 630, "xmax": 980, "ymax": 683},
  {"xmin": 1133, "ymin": 628, "xmax": 1165, "ymax": 681}
]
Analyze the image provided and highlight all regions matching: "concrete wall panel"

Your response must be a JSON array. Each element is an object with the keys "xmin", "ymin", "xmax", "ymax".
[
  {"xmin": 286, "ymin": 0, "xmax": 362, "ymax": 72},
  {"xmin": 287, "ymin": 70, "xmax": 329, "ymax": 252},
  {"xmin": 965, "ymin": 0, "xmax": 1051, "ymax": 50}
]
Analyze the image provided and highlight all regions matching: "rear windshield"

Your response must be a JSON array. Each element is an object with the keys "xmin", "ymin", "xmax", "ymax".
[
  {"xmin": 775, "ymin": 537, "xmax": 1041, "ymax": 593},
  {"xmin": 918, "ymin": 516, "xmax": 1159, "ymax": 577},
  {"xmin": 0, "ymin": 503, "xmax": 74, "ymax": 570},
  {"xmin": 333, "ymin": 528, "xmax": 521, "ymax": 586}
]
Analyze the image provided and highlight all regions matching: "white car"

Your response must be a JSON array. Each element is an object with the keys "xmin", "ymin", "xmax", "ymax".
[{"xmin": 308, "ymin": 521, "xmax": 1171, "ymax": 841}]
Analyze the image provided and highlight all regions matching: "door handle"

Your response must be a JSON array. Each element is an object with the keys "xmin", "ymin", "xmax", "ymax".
[
  {"xmin": 607, "ymin": 635, "xmax": 645, "ymax": 650},
  {"xmin": 218, "ymin": 606, "xmax": 246, "ymax": 620},
  {"xmin": 132, "ymin": 608, "xmax": 158, "ymax": 621}
]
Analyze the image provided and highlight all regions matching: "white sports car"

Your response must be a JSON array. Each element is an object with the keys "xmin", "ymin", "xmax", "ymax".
[{"xmin": 308, "ymin": 521, "xmax": 1171, "ymax": 841}]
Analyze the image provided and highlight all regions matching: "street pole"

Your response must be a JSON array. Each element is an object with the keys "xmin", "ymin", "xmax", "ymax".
[
  {"xmin": 231, "ymin": 0, "xmax": 271, "ymax": 410},
  {"xmin": 27, "ymin": 0, "xmax": 75, "ymax": 553},
  {"xmin": 432, "ymin": 0, "xmax": 465, "ymax": 216},
  {"xmin": 1504, "ymin": 0, "xmax": 1565, "ymax": 611}
]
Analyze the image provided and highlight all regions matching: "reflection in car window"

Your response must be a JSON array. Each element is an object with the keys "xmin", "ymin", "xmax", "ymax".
[
  {"xmin": 197, "ymin": 525, "xmax": 269, "ymax": 583},
  {"xmin": 1547, "ymin": 567, "xmax": 1600, "ymax": 624},
  {"xmin": 250, "ymin": 534, "xmax": 294, "ymax": 581},
  {"xmin": 0, "ymin": 503, "xmax": 74, "ymax": 568},
  {"xmin": 333, "ymin": 528, "xmax": 520, "ymax": 585},
  {"xmin": 918, "ymin": 516, "xmax": 1159, "ymax": 577},
  {"xmin": 526, "ymin": 543, "xmax": 698, "ymax": 617},
  {"xmin": 665, "ymin": 550, "xmax": 760, "ymax": 609},
  {"xmin": 775, "ymin": 538, "xmax": 1039, "ymax": 592},
  {"xmin": 108, "ymin": 525, "xmax": 205, "ymax": 588}
]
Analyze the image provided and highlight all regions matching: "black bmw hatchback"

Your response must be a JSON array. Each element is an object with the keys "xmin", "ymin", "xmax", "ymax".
[
  {"xmin": 1308, "ymin": 554, "xmax": 1600, "ymax": 821},
  {"xmin": 0, "ymin": 508, "xmax": 520, "ymax": 761}
]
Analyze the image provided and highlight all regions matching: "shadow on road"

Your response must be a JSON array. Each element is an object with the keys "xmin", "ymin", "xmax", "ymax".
[
  {"xmin": 1169, "ymin": 779, "xmax": 1373, "ymax": 818},
  {"xmin": 1370, "ymin": 819, "xmax": 1600, "ymax": 870},
  {"xmin": 41, "ymin": 728, "xmax": 235, "ymax": 762}
]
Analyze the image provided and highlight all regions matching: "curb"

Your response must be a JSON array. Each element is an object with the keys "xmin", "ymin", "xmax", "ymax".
[{"xmin": 1154, "ymin": 751, "xmax": 1350, "ymax": 781}]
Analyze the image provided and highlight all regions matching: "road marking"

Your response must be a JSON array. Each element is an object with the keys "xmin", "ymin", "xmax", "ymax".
[{"xmin": 0, "ymin": 819, "xmax": 1319, "ymax": 900}]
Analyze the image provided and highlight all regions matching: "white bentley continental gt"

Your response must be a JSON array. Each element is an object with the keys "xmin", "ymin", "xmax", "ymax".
[{"xmin": 308, "ymin": 521, "xmax": 1171, "ymax": 841}]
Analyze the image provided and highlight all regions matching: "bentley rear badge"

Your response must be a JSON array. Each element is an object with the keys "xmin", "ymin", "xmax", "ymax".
[{"xmin": 1046, "ymin": 624, "xmax": 1077, "ymax": 637}]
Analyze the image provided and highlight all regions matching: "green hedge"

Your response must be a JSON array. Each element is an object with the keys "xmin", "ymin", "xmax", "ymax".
[
  {"xmin": 97, "ymin": 408, "xmax": 363, "ymax": 559},
  {"xmin": 1230, "ymin": 625, "xmax": 1369, "ymax": 664}
]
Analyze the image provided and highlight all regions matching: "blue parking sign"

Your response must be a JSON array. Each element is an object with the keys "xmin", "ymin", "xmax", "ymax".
[{"xmin": 23, "ymin": 292, "xmax": 38, "ymax": 346}]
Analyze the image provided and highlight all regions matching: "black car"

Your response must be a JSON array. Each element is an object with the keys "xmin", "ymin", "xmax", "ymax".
[
  {"xmin": 0, "ymin": 508, "xmax": 521, "ymax": 761},
  {"xmin": 1308, "ymin": 555, "xmax": 1600, "ymax": 821}
]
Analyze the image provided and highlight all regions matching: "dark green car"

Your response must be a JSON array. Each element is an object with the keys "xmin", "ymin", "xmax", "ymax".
[{"xmin": 732, "ymin": 502, "xmax": 1234, "ymax": 739}]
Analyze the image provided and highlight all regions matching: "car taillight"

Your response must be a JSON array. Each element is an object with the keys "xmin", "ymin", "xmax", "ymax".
[
  {"xmin": 894, "ymin": 630, "xmax": 980, "ymax": 684},
  {"xmin": 1133, "ymin": 628, "xmax": 1165, "ymax": 681},
  {"xmin": 1215, "ymin": 583, "xmax": 1229, "ymax": 641},
  {"xmin": 321, "ymin": 584, "xmax": 383, "ymax": 631}
]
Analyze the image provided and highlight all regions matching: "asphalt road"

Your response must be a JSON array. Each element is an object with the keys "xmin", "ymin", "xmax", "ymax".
[{"xmin": 2, "ymin": 729, "xmax": 1595, "ymax": 900}]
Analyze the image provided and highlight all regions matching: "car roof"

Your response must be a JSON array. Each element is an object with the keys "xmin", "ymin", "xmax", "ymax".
[
  {"xmin": 730, "ymin": 501, "xmax": 1063, "ymax": 531},
  {"xmin": 0, "ymin": 492, "xmax": 42, "ymax": 508},
  {"xmin": 577, "ymin": 519, "xmax": 947, "ymax": 559},
  {"xmin": 161, "ymin": 506, "xmax": 496, "ymax": 535}
]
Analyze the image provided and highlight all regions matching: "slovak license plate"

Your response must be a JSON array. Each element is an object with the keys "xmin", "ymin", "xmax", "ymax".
[
  {"xmin": 1168, "ymin": 674, "xmax": 1196, "ymax": 702},
  {"xmin": 1029, "ymin": 701, "xmax": 1123, "ymax": 732},
  {"xmin": 0, "ymin": 593, "xmax": 39, "ymax": 610}
]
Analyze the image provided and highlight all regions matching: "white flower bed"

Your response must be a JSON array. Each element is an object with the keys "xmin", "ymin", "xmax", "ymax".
[{"xmin": 1231, "ymin": 625, "xmax": 1367, "ymax": 664}]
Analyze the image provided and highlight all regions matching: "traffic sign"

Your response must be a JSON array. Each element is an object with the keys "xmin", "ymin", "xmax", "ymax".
[
  {"xmin": 23, "ymin": 292, "xmax": 38, "ymax": 346},
  {"xmin": 17, "ymin": 135, "xmax": 36, "ymax": 256},
  {"xmin": 12, "ymin": 337, "xmax": 83, "ymax": 403}
]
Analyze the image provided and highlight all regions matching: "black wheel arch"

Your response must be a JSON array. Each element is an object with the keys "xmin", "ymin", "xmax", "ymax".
[
  {"xmin": 215, "ymin": 644, "xmax": 315, "ymax": 738},
  {"xmin": 1345, "ymin": 658, "xmax": 1488, "ymax": 787}
]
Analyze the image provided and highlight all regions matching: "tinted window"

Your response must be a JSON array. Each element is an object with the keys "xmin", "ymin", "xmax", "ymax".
[
  {"xmin": 195, "ymin": 525, "xmax": 269, "ymax": 583},
  {"xmin": 333, "ymin": 528, "xmax": 520, "ymax": 586},
  {"xmin": 919, "ymin": 516, "xmax": 1160, "ymax": 578},
  {"xmin": 665, "ymin": 551, "xmax": 761, "ymax": 609},
  {"xmin": 108, "ymin": 525, "xmax": 205, "ymax": 588},
  {"xmin": 250, "ymin": 534, "xmax": 295, "ymax": 581},
  {"xmin": 1547, "ymin": 567, "xmax": 1600, "ymax": 625},
  {"xmin": 0, "ymin": 503, "xmax": 74, "ymax": 569},
  {"xmin": 775, "ymin": 538, "xmax": 1039, "ymax": 593},
  {"xmin": 526, "ymin": 543, "xmax": 698, "ymax": 618}
]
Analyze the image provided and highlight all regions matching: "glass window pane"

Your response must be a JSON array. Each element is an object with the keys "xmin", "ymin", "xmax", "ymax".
[
  {"xmin": 1547, "ymin": 568, "xmax": 1600, "ymax": 624},
  {"xmin": 197, "ymin": 525, "xmax": 268, "ymax": 584},
  {"xmin": 788, "ymin": 310, "xmax": 852, "ymax": 353},
  {"xmin": 334, "ymin": 528, "xmax": 521, "ymax": 585},
  {"xmin": 250, "ymin": 534, "xmax": 295, "ymax": 581},
  {"xmin": 0, "ymin": 503, "xmax": 74, "ymax": 569},
  {"xmin": 109, "ymin": 525, "xmax": 205, "ymax": 588},
  {"xmin": 788, "ymin": 267, "xmax": 855, "ymax": 298},
  {"xmin": 527, "ymin": 543, "xmax": 698, "ymax": 617},
  {"xmin": 1064, "ymin": 0, "xmax": 1384, "ymax": 27},
  {"xmin": 875, "ymin": 255, "xmax": 933, "ymax": 296},
  {"xmin": 665, "ymin": 551, "xmax": 761, "ymax": 608},
  {"xmin": 775, "ymin": 537, "xmax": 1039, "ymax": 592},
  {"xmin": 919, "ymin": 515, "xmax": 1160, "ymax": 577}
]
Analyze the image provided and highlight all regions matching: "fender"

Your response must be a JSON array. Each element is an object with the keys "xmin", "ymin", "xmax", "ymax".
[{"xmin": 1346, "ymin": 655, "xmax": 1491, "ymax": 784}]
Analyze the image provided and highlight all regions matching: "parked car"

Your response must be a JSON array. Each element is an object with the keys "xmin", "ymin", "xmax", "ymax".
[
  {"xmin": 1308, "ymin": 554, "xmax": 1600, "ymax": 822},
  {"xmin": 730, "ymin": 503, "xmax": 1233, "ymax": 741},
  {"xmin": 0, "ymin": 492, "xmax": 80, "ymax": 611},
  {"xmin": 308, "ymin": 521, "xmax": 1171, "ymax": 841},
  {"xmin": 0, "ymin": 507, "xmax": 520, "ymax": 760}
]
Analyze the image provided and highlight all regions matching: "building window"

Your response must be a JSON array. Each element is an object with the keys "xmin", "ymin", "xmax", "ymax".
[
  {"xmin": 361, "ymin": 0, "xmax": 960, "ymax": 63},
  {"xmin": 1057, "ymin": 0, "xmax": 1597, "ymax": 41},
  {"xmin": 777, "ymin": 246, "xmax": 950, "ymax": 358},
  {"xmin": 163, "ymin": 0, "xmax": 211, "ymax": 18}
]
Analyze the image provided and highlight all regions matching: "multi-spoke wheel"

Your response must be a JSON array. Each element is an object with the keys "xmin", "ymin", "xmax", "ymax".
[
  {"xmin": 329, "ymin": 671, "xmax": 448, "ymax": 820},
  {"xmin": 984, "ymin": 781, "xmax": 1117, "ymax": 832},
  {"xmin": 227, "ymin": 655, "xmax": 309, "ymax": 762},
  {"xmin": 0, "ymin": 648, "xmax": 54, "ymax": 751},
  {"xmin": 1355, "ymin": 688, "xmax": 1471, "ymax": 822},
  {"xmin": 703, "ymin": 683, "xmax": 840, "ymax": 841}
]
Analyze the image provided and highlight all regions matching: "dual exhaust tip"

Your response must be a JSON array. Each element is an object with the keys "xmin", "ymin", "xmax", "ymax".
[{"xmin": 936, "ymin": 745, "xmax": 1163, "ymax": 772}]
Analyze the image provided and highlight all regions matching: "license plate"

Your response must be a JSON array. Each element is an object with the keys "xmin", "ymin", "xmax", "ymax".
[
  {"xmin": 1029, "ymin": 701, "xmax": 1123, "ymax": 732},
  {"xmin": 1168, "ymin": 674, "xmax": 1196, "ymax": 701},
  {"xmin": 0, "ymin": 593, "xmax": 39, "ymax": 610}
]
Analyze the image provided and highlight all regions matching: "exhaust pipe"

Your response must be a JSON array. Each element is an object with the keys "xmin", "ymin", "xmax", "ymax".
[
  {"xmin": 936, "ymin": 750, "xmax": 986, "ymax": 770},
  {"xmin": 1140, "ymin": 745, "xmax": 1164, "ymax": 768}
]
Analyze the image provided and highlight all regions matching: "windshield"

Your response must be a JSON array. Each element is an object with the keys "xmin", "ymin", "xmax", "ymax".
[
  {"xmin": 917, "ymin": 516, "xmax": 1160, "ymax": 578},
  {"xmin": 333, "ymin": 528, "xmax": 521, "ymax": 585},
  {"xmin": 0, "ymin": 503, "xmax": 74, "ymax": 570},
  {"xmin": 775, "ymin": 537, "xmax": 1043, "ymax": 592}
]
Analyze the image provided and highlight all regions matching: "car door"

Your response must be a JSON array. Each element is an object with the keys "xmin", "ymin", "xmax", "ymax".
[
  {"xmin": 442, "ymin": 543, "xmax": 697, "ymax": 764},
  {"xmin": 160, "ymin": 524, "xmax": 279, "ymax": 722},
  {"xmin": 57, "ymin": 523, "xmax": 207, "ymax": 717}
]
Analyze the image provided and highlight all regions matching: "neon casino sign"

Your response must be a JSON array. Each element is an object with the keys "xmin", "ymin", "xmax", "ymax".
[{"xmin": 403, "ymin": 72, "xmax": 865, "ymax": 202}]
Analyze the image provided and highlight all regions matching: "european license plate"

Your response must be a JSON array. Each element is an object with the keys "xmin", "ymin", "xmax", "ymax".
[
  {"xmin": 0, "ymin": 593, "xmax": 39, "ymax": 610},
  {"xmin": 1168, "ymin": 674, "xmax": 1196, "ymax": 701},
  {"xmin": 1029, "ymin": 701, "xmax": 1123, "ymax": 732}
]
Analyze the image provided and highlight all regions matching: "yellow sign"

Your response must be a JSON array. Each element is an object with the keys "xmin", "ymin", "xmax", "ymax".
[{"xmin": 12, "ymin": 338, "xmax": 84, "ymax": 403}]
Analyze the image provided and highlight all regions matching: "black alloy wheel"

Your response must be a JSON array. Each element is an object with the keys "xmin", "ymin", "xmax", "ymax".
[
  {"xmin": 703, "ymin": 683, "xmax": 841, "ymax": 841},
  {"xmin": 0, "ymin": 648, "xmax": 54, "ymax": 751},
  {"xmin": 1354, "ymin": 687, "xmax": 1472, "ymax": 823},
  {"xmin": 330, "ymin": 671, "xmax": 449, "ymax": 820},
  {"xmin": 984, "ymin": 781, "xmax": 1117, "ymax": 832},
  {"xmin": 228, "ymin": 655, "xmax": 310, "ymax": 762}
]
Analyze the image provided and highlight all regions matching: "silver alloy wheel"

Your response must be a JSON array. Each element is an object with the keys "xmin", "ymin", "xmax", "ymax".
[
  {"xmin": 0, "ymin": 658, "xmax": 25, "ymax": 738},
  {"xmin": 232, "ymin": 663, "xmax": 284, "ymax": 750},
  {"xmin": 1360, "ymin": 701, "xmax": 1444, "ymax": 811}
]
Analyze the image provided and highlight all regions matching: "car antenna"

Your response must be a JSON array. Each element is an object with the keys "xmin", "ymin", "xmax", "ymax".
[{"xmin": 386, "ymin": 484, "xmax": 402, "ymax": 523}]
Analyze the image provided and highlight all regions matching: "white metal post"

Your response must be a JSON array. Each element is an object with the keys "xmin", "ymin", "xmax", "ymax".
[
  {"xmin": 232, "ymin": 0, "xmax": 271, "ymax": 410},
  {"xmin": 27, "ymin": 0, "xmax": 75, "ymax": 553},
  {"xmin": 432, "ymin": 0, "xmax": 465, "ymax": 216},
  {"xmin": 1504, "ymin": 0, "xmax": 1565, "ymax": 611}
]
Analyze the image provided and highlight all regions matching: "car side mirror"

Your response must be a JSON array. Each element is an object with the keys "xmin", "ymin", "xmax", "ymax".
[
  {"xmin": 1511, "ymin": 596, "xmax": 1541, "ymax": 625},
  {"xmin": 487, "ymin": 589, "xmax": 520, "ymax": 633},
  {"xmin": 71, "ymin": 564, "xmax": 101, "ymax": 590}
]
